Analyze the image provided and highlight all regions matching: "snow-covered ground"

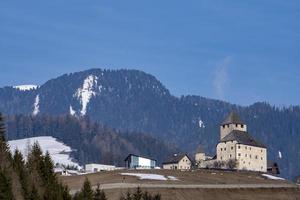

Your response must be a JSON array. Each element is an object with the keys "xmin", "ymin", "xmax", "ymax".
[
  {"xmin": 13, "ymin": 85, "xmax": 38, "ymax": 91},
  {"xmin": 261, "ymin": 174, "xmax": 285, "ymax": 180},
  {"xmin": 120, "ymin": 173, "xmax": 178, "ymax": 181},
  {"xmin": 8, "ymin": 136, "xmax": 80, "ymax": 169}
]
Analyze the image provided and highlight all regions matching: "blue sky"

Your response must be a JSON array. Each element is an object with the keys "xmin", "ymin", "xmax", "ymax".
[{"xmin": 0, "ymin": 0, "xmax": 299, "ymax": 106}]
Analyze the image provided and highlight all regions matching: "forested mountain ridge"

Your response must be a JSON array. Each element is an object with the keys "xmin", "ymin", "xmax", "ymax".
[
  {"xmin": 0, "ymin": 68, "xmax": 300, "ymax": 179},
  {"xmin": 5, "ymin": 114, "xmax": 177, "ymax": 166}
]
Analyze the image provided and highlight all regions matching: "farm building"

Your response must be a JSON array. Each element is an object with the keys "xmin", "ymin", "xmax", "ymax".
[
  {"xmin": 162, "ymin": 154, "xmax": 192, "ymax": 170},
  {"xmin": 85, "ymin": 163, "xmax": 116, "ymax": 172},
  {"xmin": 124, "ymin": 154, "xmax": 156, "ymax": 169}
]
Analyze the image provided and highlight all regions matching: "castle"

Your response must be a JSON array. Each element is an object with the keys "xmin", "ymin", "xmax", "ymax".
[{"xmin": 196, "ymin": 112, "xmax": 267, "ymax": 172}]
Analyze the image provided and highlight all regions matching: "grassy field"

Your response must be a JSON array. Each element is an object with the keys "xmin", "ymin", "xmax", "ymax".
[{"xmin": 60, "ymin": 169, "xmax": 300, "ymax": 200}]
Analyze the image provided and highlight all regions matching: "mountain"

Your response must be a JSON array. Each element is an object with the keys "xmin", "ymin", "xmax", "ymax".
[{"xmin": 0, "ymin": 68, "xmax": 300, "ymax": 179}]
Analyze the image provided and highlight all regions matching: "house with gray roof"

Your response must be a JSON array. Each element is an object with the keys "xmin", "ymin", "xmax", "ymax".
[{"xmin": 162, "ymin": 153, "xmax": 192, "ymax": 170}]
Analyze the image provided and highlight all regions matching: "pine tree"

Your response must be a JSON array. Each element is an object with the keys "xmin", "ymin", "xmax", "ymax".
[
  {"xmin": 94, "ymin": 183, "xmax": 107, "ymax": 200},
  {"xmin": 0, "ymin": 113, "xmax": 10, "ymax": 168},
  {"xmin": 13, "ymin": 149, "xmax": 29, "ymax": 199},
  {"xmin": 133, "ymin": 187, "xmax": 142, "ymax": 200},
  {"xmin": 28, "ymin": 185, "xmax": 40, "ymax": 200},
  {"xmin": 0, "ymin": 169, "xmax": 13, "ymax": 200},
  {"xmin": 81, "ymin": 177, "xmax": 94, "ymax": 200}
]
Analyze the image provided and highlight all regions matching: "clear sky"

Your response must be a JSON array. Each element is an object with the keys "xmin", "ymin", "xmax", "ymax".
[{"xmin": 0, "ymin": 0, "xmax": 299, "ymax": 106}]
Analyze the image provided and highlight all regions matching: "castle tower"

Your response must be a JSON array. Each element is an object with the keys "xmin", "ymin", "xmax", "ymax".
[{"xmin": 220, "ymin": 112, "xmax": 247, "ymax": 140}]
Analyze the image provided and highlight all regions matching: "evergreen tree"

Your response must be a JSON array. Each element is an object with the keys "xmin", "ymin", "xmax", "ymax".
[
  {"xmin": 94, "ymin": 183, "xmax": 107, "ymax": 200},
  {"xmin": 133, "ymin": 187, "xmax": 142, "ymax": 200},
  {"xmin": 0, "ymin": 113, "xmax": 10, "ymax": 167},
  {"xmin": 81, "ymin": 177, "xmax": 94, "ymax": 200},
  {"xmin": 0, "ymin": 169, "xmax": 13, "ymax": 200},
  {"xmin": 13, "ymin": 149, "xmax": 29, "ymax": 199},
  {"xmin": 28, "ymin": 185, "xmax": 40, "ymax": 200}
]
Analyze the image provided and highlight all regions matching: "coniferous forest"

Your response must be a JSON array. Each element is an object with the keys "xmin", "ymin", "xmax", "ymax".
[{"xmin": 0, "ymin": 113, "xmax": 162, "ymax": 200}]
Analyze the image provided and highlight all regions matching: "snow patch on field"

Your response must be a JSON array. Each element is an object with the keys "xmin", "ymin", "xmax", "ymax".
[
  {"xmin": 120, "ymin": 173, "xmax": 179, "ymax": 181},
  {"xmin": 33, "ymin": 95, "xmax": 40, "ymax": 115},
  {"xmin": 8, "ymin": 136, "xmax": 80, "ymax": 168},
  {"xmin": 14, "ymin": 85, "xmax": 38, "ymax": 91},
  {"xmin": 167, "ymin": 176, "xmax": 179, "ymax": 181},
  {"xmin": 261, "ymin": 174, "xmax": 285, "ymax": 180},
  {"xmin": 75, "ymin": 75, "xmax": 98, "ymax": 116}
]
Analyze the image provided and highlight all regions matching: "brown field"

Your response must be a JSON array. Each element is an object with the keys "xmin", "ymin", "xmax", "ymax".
[{"xmin": 60, "ymin": 169, "xmax": 300, "ymax": 200}]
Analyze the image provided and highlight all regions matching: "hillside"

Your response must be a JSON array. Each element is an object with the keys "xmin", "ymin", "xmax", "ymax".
[
  {"xmin": 8, "ymin": 136, "xmax": 80, "ymax": 168},
  {"xmin": 0, "ymin": 68, "xmax": 300, "ymax": 179},
  {"xmin": 60, "ymin": 169, "xmax": 300, "ymax": 200},
  {"xmin": 5, "ymin": 114, "xmax": 177, "ymax": 166}
]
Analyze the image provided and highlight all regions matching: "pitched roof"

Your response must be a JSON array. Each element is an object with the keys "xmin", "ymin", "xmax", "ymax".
[
  {"xmin": 222, "ymin": 112, "xmax": 244, "ymax": 125},
  {"xmin": 220, "ymin": 130, "xmax": 266, "ymax": 148},
  {"xmin": 162, "ymin": 153, "xmax": 191, "ymax": 165}
]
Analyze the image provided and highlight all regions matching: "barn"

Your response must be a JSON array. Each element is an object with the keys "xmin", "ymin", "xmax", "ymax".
[{"xmin": 124, "ymin": 154, "xmax": 156, "ymax": 169}]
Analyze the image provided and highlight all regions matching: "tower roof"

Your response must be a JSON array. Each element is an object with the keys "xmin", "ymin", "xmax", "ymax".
[{"xmin": 222, "ymin": 112, "xmax": 244, "ymax": 125}]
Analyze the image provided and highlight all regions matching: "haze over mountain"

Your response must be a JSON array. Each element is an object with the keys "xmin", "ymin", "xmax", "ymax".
[{"xmin": 0, "ymin": 68, "xmax": 300, "ymax": 179}]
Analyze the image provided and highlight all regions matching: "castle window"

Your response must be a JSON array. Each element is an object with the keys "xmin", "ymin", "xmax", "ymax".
[
  {"xmin": 238, "ymin": 153, "xmax": 241, "ymax": 156},
  {"xmin": 261, "ymin": 149, "xmax": 263, "ymax": 153},
  {"xmin": 250, "ymin": 154, "xmax": 252, "ymax": 158},
  {"xmin": 245, "ymin": 154, "xmax": 247, "ymax": 157},
  {"xmin": 235, "ymin": 124, "xmax": 238, "ymax": 127},
  {"xmin": 221, "ymin": 148, "xmax": 223, "ymax": 151},
  {"xmin": 224, "ymin": 148, "xmax": 226, "ymax": 151},
  {"xmin": 238, "ymin": 145, "xmax": 241, "ymax": 149},
  {"xmin": 241, "ymin": 124, "xmax": 244, "ymax": 128},
  {"xmin": 255, "ymin": 155, "xmax": 258, "ymax": 159},
  {"xmin": 231, "ymin": 146, "xmax": 233, "ymax": 150},
  {"xmin": 250, "ymin": 147, "xmax": 252, "ymax": 150},
  {"xmin": 227, "ymin": 124, "xmax": 229, "ymax": 128},
  {"xmin": 223, "ymin": 125, "xmax": 225, "ymax": 128},
  {"xmin": 230, "ymin": 154, "xmax": 232, "ymax": 158},
  {"xmin": 221, "ymin": 156, "xmax": 223, "ymax": 160},
  {"xmin": 261, "ymin": 157, "xmax": 263, "ymax": 160},
  {"xmin": 249, "ymin": 162, "xmax": 250, "ymax": 165},
  {"xmin": 245, "ymin": 146, "xmax": 247, "ymax": 150}
]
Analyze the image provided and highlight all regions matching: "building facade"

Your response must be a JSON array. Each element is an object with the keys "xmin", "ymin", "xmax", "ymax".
[
  {"xmin": 85, "ymin": 163, "xmax": 116, "ymax": 172},
  {"xmin": 162, "ymin": 154, "xmax": 192, "ymax": 170},
  {"xmin": 216, "ymin": 112, "xmax": 267, "ymax": 172},
  {"xmin": 124, "ymin": 154, "xmax": 156, "ymax": 169}
]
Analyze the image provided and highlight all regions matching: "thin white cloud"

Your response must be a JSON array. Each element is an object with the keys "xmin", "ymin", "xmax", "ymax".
[{"xmin": 213, "ymin": 56, "xmax": 232, "ymax": 99}]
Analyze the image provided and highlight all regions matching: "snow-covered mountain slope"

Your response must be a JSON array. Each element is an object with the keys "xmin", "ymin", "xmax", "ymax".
[
  {"xmin": 13, "ymin": 85, "xmax": 38, "ymax": 91},
  {"xmin": 8, "ymin": 136, "xmax": 80, "ymax": 168}
]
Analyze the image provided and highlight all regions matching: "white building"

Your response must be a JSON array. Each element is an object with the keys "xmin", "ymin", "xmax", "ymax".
[
  {"xmin": 85, "ymin": 163, "xmax": 116, "ymax": 172},
  {"xmin": 216, "ymin": 112, "xmax": 267, "ymax": 172},
  {"xmin": 124, "ymin": 154, "xmax": 156, "ymax": 169}
]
